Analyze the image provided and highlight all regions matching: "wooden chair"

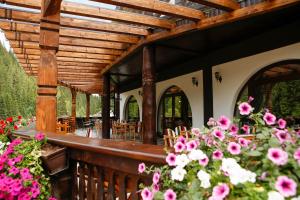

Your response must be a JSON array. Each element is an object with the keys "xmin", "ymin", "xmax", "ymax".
[
  {"xmin": 94, "ymin": 120, "xmax": 102, "ymax": 138},
  {"xmin": 163, "ymin": 128, "xmax": 177, "ymax": 147},
  {"xmin": 175, "ymin": 126, "xmax": 187, "ymax": 136},
  {"xmin": 56, "ymin": 122, "xmax": 68, "ymax": 134},
  {"xmin": 128, "ymin": 124, "xmax": 136, "ymax": 141}
]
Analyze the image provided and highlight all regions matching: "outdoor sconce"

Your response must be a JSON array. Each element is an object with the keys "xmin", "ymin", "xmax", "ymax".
[
  {"xmin": 192, "ymin": 77, "xmax": 198, "ymax": 87},
  {"xmin": 138, "ymin": 90, "xmax": 143, "ymax": 96},
  {"xmin": 215, "ymin": 72, "xmax": 222, "ymax": 83}
]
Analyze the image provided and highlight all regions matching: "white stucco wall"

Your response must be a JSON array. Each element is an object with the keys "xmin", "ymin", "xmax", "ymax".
[{"xmin": 120, "ymin": 42, "xmax": 300, "ymax": 128}]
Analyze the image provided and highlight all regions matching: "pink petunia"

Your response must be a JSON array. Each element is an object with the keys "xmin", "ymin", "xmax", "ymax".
[
  {"xmin": 166, "ymin": 153, "xmax": 176, "ymax": 166},
  {"xmin": 241, "ymin": 124, "xmax": 250, "ymax": 134},
  {"xmin": 275, "ymin": 176, "xmax": 297, "ymax": 197},
  {"xmin": 275, "ymin": 130, "xmax": 291, "ymax": 144},
  {"xmin": 227, "ymin": 142, "xmax": 241, "ymax": 155},
  {"xmin": 212, "ymin": 183, "xmax": 230, "ymax": 199},
  {"xmin": 191, "ymin": 128, "xmax": 201, "ymax": 137},
  {"xmin": 294, "ymin": 148, "xmax": 300, "ymax": 164},
  {"xmin": 213, "ymin": 129, "xmax": 225, "ymax": 141},
  {"xmin": 138, "ymin": 163, "xmax": 146, "ymax": 174},
  {"xmin": 218, "ymin": 115, "xmax": 231, "ymax": 130},
  {"xmin": 238, "ymin": 102, "xmax": 253, "ymax": 115},
  {"xmin": 174, "ymin": 141, "xmax": 185, "ymax": 153},
  {"xmin": 263, "ymin": 112, "xmax": 276, "ymax": 125},
  {"xmin": 229, "ymin": 124, "xmax": 239, "ymax": 136},
  {"xmin": 248, "ymin": 96, "xmax": 254, "ymax": 103},
  {"xmin": 141, "ymin": 188, "xmax": 153, "ymax": 200},
  {"xmin": 199, "ymin": 155, "xmax": 209, "ymax": 167},
  {"xmin": 176, "ymin": 136, "xmax": 186, "ymax": 144},
  {"xmin": 212, "ymin": 150, "xmax": 223, "ymax": 160},
  {"xmin": 164, "ymin": 189, "xmax": 177, "ymax": 200},
  {"xmin": 152, "ymin": 184, "xmax": 160, "ymax": 193},
  {"xmin": 277, "ymin": 119, "xmax": 287, "ymax": 129},
  {"xmin": 186, "ymin": 140, "xmax": 198, "ymax": 151},
  {"xmin": 152, "ymin": 172, "xmax": 160, "ymax": 184},
  {"xmin": 267, "ymin": 148, "xmax": 288, "ymax": 166},
  {"xmin": 238, "ymin": 138, "xmax": 250, "ymax": 147},
  {"xmin": 35, "ymin": 133, "xmax": 45, "ymax": 141}
]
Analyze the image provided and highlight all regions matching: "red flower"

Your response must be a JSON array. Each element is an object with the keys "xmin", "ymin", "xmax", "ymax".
[
  {"xmin": 14, "ymin": 125, "xmax": 18, "ymax": 130},
  {"xmin": 18, "ymin": 116, "xmax": 22, "ymax": 120},
  {"xmin": 6, "ymin": 117, "xmax": 13, "ymax": 123},
  {"xmin": 0, "ymin": 120, "xmax": 4, "ymax": 125},
  {"xmin": 0, "ymin": 129, "xmax": 4, "ymax": 134}
]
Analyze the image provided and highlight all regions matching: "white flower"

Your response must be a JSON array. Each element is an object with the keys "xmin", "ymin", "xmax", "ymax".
[
  {"xmin": 171, "ymin": 166, "xmax": 186, "ymax": 181},
  {"xmin": 221, "ymin": 158, "xmax": 256, "ymax": 185},
  {"xmin": 175, "ymin": 154, "xmax": 190, "ymax": 168},
  {"xmin": 291, "ymin": 196, "xmax": 300, "ymax": 200},
  {"xmin": 188, "ymin": 149, "xmax": 206, "ymax": 161},
  {"xmin": 268, "ymin": 191, "xmax": 285, "ymax": 200},
  {"xmin": 197, "ymin": 170, "xmax": 211, "ymax": 188}
]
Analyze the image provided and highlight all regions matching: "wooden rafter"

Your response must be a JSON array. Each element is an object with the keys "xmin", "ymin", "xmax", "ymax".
[{"xmin": 188, "ymin": 0, "xmax": 240, "ymax": 11}]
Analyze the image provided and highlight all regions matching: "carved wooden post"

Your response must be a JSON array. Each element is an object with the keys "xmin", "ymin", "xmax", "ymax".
[
  {"xmin": 114, "ymin": 85, "xmax": 120, "ymax": 121},
  {"xmin": 36, "ymin": 0, "xmax": 61, "ymax": 133},
  {"xmin": 71, "ymin": 89, "xmax": 77, "ymax": 133},
  {"xmin": 86, "ymin": 94, "xmax": 90, "ymax": 121},
  {"xmin": 102, "ymin": 74, "xmax": 110, "ymax": 139},
  {"xmin": 142, "ymin": 46, "xmax": 156, "ymax": 144},
  {"xmin": 203, "ymin": 66, "xmax": 213, "ymax": 125}
]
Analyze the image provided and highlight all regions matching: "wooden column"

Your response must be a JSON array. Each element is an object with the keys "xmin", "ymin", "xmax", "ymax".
[
  {"xmin": 71, "ymin": 89, "xmax": 77, "ymax": 133},
  {"xmin": 114, "ymin": 85, "xmax": 120, "ymax": 121},
  {"xmin": 102, "ymin": 73, "xmax": 110, "ymax": 139},
  {"xmin": 203, "ymin": 66, "xmax": 213, "ymax": 125},
  {"xmin": 142, "ymin": 46, "xmax": 156, "ymax": 144},
  {"xmin": 86, "ymin": 94, "xmax": 90, "ymax": 121},
  {"xmin": 36, "ymin": 0, "xmax": 61, "ymax": 133}
]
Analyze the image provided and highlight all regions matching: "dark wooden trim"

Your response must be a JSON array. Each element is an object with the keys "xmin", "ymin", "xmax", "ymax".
[
  {"xmin": 142, "ymin": 46, "xmax": 156, "ymax": 144},
  {"xmin": 102, "ymin": 73, "xmax": 110, "ymax": 139},
  {"xmin": 203, "ymin": 66, "xmax": 213, "ymax": 125}
]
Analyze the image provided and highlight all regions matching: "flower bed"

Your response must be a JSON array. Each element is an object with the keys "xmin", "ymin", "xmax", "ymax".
[
  {"xmin": 139, "ymin": 98, "xmax": 300, "ymax": 200},
  {"xmin": 0, "ymin": 117, "xmax": 56, "ymax": 199}
]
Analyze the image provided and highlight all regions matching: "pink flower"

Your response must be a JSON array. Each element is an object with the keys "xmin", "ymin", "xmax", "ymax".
[
  {"xmin": 218, "ymin": 116, "xmax": 231, "ymax": 130},
  {"xmin": 238, "ymin": 102, "xmax": 253, "ymax": 115},
  {"xmin": 294, "ymin": 148, "xmax": 300, "ymax": 162},
  {"xmin": 199, "ymin": 155, "xmax": 209, "ymax": 167},
  {"xmin": 275, "ymin": 176, "xmax": 297, "ymax": 197},
  {"xmin": 229, "ymin": 124, "xmax": 238, "ymax": 136},
  {"xmin": 267, "ymin": 148, "xmax": 288, "ymax": 165},
  {"xmin": 174, "ymin": 142, "xmax": 185, "ymax": 153},
  {"xmin": 152, "ymin": 184, "xmax": 159, "ymax": 193},
  {"xmin": 241, "ymin": 124, "xmax": 250, "ymax": 134},
  {"xmin": 166, "ymin": 153, "xmax": 176, "ymax": 166},
  {"xmin": 186, "ymin": 140, "xmax": 198, "ymax": 151},
  {"xmin": 9, "ymin": 167, "xmax": 19, "ymax": 176},
  {"xmin": 212, "ymin": 150, "xmax": 223, "ymax": 160},
  {"xmin": 248, "ymin": 96, "xmax": 254, "ymax": 103},
  {"xmin": 213, "ymin": 129, "xmax": 225, "ymax": 141},
  {"xmin": 152, "ymin": 172, "xmax": 160, "ymax": 184},
  {"xmin": 263, "ymin": 112, "xmax": 276, "ymax": 125},
  {"xmin": 164, "ymin": 189, "xmax": 176, "ymax": 200},
  {"xmin": 191, "ymin": 128, "xmax": 201, "ymax": 137},
  {"xmin": 277, "ymin": 119, "xmax": 286, "ymax": 129},
  {"xmin": 49, "ymin": 198, "xmax": 57, "ymax": 200},
  {"xmin": 138, "ymin": 163, "xmax": 146, "ymax": 174},
  {"xmin": 176, "ymin": 136, "xmax": 186, "ymax": 144},
  {"xmin": 20, "ymin": 168, "xmax": 32, "ymax": 180},
  {"xmin": 141, "ymin": 188, "xmax": 153, "ymax": 200},
  {"xmin": 31, "ymin": 187, "xmax": 40, "ymax": 198},
  {"xmin": 35, "ymin": 133, "xmax": 45, "ymax": 141},
  {"xmin": 275, "ymin": 130, "xmax": 291, "ymax": 144},
  {"xmin": 238, "ymin": 138, "xmax": 250, "ymax": 147},
  {"xmin": 212, "ymin": 183, "xmax": 230, "ymax": 199},
  {"xmin": 207, "ymin": 118, "xmax": 217, "ymax": 127},
  {"xmin": 227, "ymin": 142, "xmax": 241, "ymax": 155}
]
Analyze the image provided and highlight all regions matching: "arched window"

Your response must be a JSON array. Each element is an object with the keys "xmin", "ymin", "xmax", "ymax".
[
  {"xmin": 235, "ymin": 60, "xmax": 300, "ymax": 127},
  {"xmin": 125, "ymin": 96, "xmax": 140, "ymax": 122},
  {"xmin": 158, "ymin": 86, "xmax": 192, "ymax": 135}
]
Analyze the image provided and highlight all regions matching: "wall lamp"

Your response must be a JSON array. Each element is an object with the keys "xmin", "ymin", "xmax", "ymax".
[
  {"xmin": 192, "ymin": 77, "xmax": 198, "ymax": 87},
  {"xmin": 215, "ymin": 72, "xmax": 222, "ymax": 83},
  {"xmin": 138, "ymin": 90, "xmax": 143, "ymax": 96}
]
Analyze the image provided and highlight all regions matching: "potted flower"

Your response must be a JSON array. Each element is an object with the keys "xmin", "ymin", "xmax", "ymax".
[{"xmin": 139, "ymin": 98, "xmax": 300, "ymax": 200}]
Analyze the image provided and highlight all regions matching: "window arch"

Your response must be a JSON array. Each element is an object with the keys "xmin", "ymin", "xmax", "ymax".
[
  {"xmin": 234, "ymin": 60, "xmax": 300, "ymax": 127},
  {"xmin": 157, "ymin": 86, "xmax": 192, "ymax": 136},
  {"xmin": 125, "ymin": 95, "xmax": 140, "ymax": 122}
]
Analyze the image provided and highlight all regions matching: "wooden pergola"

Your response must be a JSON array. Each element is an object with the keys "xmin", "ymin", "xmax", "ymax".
[{"xmin": 0, "ymin": 0, "xmax": 299, "ymax": 143}]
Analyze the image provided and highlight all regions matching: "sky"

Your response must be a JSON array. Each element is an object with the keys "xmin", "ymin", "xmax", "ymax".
[{"xmin": 0, "ymin": 0, "xmax": 116, "ymax": 51}]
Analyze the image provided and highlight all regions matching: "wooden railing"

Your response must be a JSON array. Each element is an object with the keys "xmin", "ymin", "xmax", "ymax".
[{"xmin": 14, "ymin": 130, "xmax": 166, "ymax": 200}]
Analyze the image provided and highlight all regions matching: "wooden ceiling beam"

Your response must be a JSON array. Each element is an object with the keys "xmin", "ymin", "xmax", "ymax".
[
  {"xmin": 188, "ymin": 0, "xmax": 240, "ymax": 11},
  {"xmin": 91, "ymin": 0, "xmax": 205, "ymax": 20},
  {"xmin": 15, "ymin": 53, "xmax": 115, "ymax": 61},
  {"xmin": 3, "ymin": 0, "xmax": 174, "ymax": 29},
  {"xmin": 5, "ymin": 31, "xmax": 129, "ymax": 50}
]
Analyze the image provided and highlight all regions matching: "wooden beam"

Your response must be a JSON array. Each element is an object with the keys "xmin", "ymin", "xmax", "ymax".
[
  {"xmin": 3, "ymin": 0, "xmax": 174, "ymax": 29},
  {"xmin": 91, "ymin": 0, "xmax": 205, "ymax": 20},
  {"xmin": 43, "ymin": 0, "xmax": 62, "ymax": 17},
  {"xmin": 188, "ymin": 0, "xmax": 240, "ymax": 11},
  {"xmin": 0, "ymin": 7, "xmax": 149, "ymax": 36}
]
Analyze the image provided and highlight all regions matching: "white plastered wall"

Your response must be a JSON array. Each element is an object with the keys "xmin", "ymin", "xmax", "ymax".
[{"xmin": 120, "ymin": 42, "xmax": 300, "ymax": 127}]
